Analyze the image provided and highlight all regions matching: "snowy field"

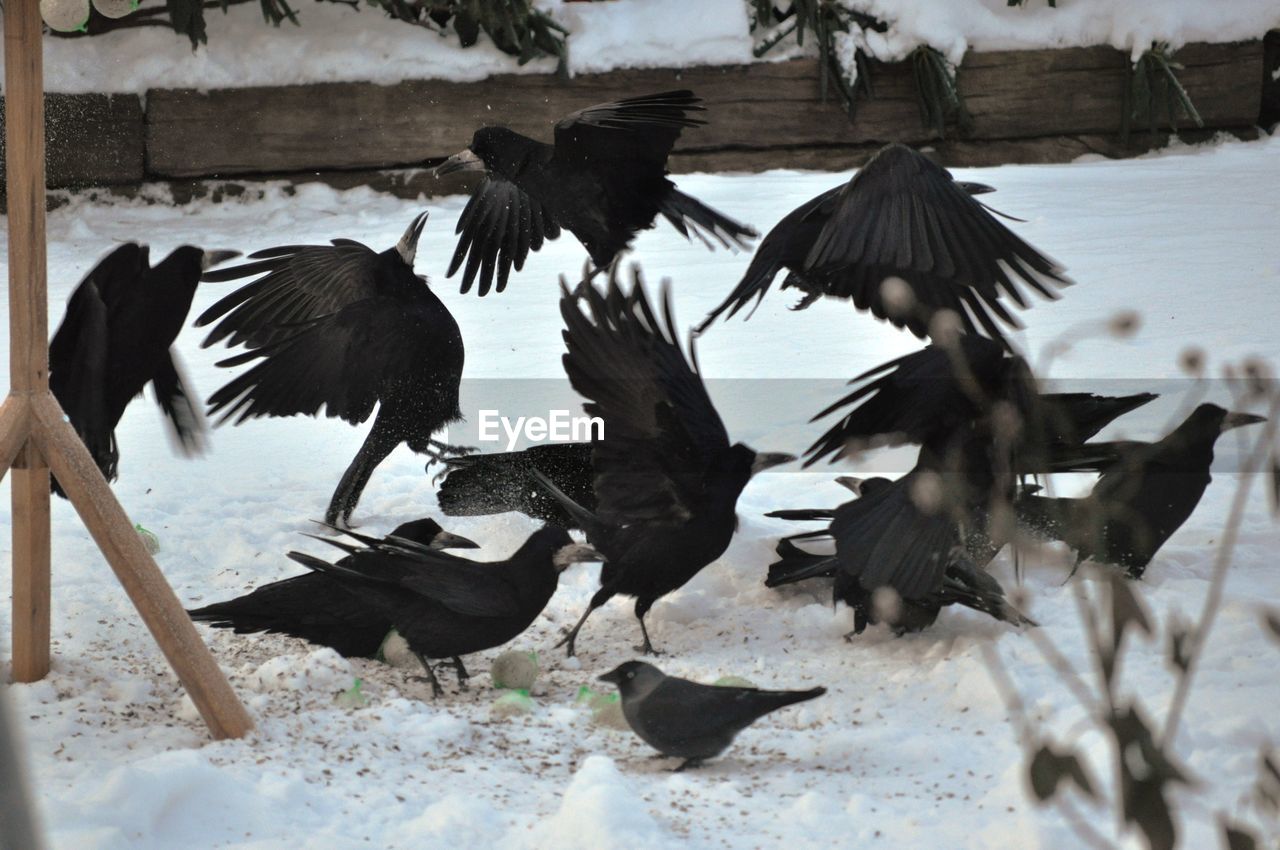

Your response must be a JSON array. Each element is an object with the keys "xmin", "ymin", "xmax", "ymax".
[{"xmin": 2, "ymin": 134, "xmax": 1279, "ymax": 848}]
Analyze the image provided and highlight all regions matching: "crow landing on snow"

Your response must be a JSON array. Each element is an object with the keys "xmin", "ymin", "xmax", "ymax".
[
  {"xmin": 285, "ymin": 526, "xmax": 602, "ymax": 696},
  {"xmin": 434, "ymin": 90, "xmax": 757, "ymax": 296},
  {"xmin": 1016, "ymin": 402, "xmax": 1266, "ymax": 578},
  {"xmin": 195, "ymin": 211, "xmax": 467, "ymax": 527},
  {"xmin": 533, "ymin": 269, "xmax": 794, "ymax": 657},
  {"xmin": 696, "ymin": 143, "xmax": 1071, "ymax": 349},
  {"xmin": 598, "ymin": 660, "xmax": 826, "ymax": 771},
  {"xmin": 187, "ymin": 518, "xmax": 478, "ymax": 658},
  {"xmin": 437, "ymin": 441, "xmax": 597, "ymax": 530},
  {"xmin": 48, "ymin": 242, "xmax": 238, "ymax": 496},
  {"xmin": 768, "ymin": 333, "xmax": 1157, "ymax": 634}
]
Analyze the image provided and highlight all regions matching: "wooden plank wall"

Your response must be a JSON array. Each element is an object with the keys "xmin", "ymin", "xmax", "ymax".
[{"xmin": 0, "ymin": 38, "xmax": 1268, "ymax": 194}]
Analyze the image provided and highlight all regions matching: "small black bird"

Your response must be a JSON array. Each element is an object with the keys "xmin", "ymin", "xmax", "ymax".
[
  {"xmin": 538, "ymin": 270, "xmax": 794, "ymax": 656},
  {"xmin": 696, "ymin": 143, "xmax": 1070, "ymax": 347},
  {"xmin": 436, "ymin": 441, "xmax": 596, "ymax": 529},
  {"xmin": 187, "ymin": 517, "xmax": 479, "ymax": 657},
  {"xmin": 434, "ymin": 90, "xmax": 756, "ymax": 295},
  {"xmin": 48, "ymin": 242, "xmax": 238, "ymax": 495},
  {"xmin": 1016, "ymin": 403, "xmax": 1266, "ymax": 577},
  {"xmin": 783, "ymin": 334, "xmax": 1155, "ymax": 634},
  {"xmin": 286, "ymin": 526, "xmax": 602, "ymax": 696},
  {"xmin": 195, "ymin": 211, "xmax": 467, "ymax": 527},
  {"xmin": 598, "ymin": 660, "xmax": 826, "ymax": 771}
]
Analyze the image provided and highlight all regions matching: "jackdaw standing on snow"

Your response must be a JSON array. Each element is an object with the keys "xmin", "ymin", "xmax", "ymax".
[{"xmin": 598, "ymin": 660, "xmax": 826, "ymax": 771}]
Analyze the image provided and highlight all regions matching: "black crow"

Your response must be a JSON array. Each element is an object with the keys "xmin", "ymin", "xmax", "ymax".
[
  {"xmin": 598, "ymin": 660, "xmax": 825, "ymax": 771},
  {"xmin": 766, "ymin": 476, "xmax": 1035, "ymax": 633},
  {"xmin": 695, "ymin": 143, "xmax": 1070, "ymax": 348},
  {"xmin": 434, "ymin": 90, "xmax": 757, "ymax": 296},
  {"xmin": 187, "ymin": 517, "xmax": 479, "ymax": 657},
  {"xmin": 436, "ymin": 441, "xmax": 596, "ymax": 528},
  {"xmin": 287, "ymin": 526, "xmax": 602, "ymax": 696},
  {"xmin": 1016, "ymin": 403, "xmax": 1266, "ymax": 577},
  {"xmin": 781, "ymin": 335, "xmax": 1155, "ymax": 633},
  {"xmin": 48, "ymin": 242, "xmax": 238, "ymax": 495},
  {"xmin": 536, "ymin": 269, "xmax": 794, "ymax": 657},
  {"xmin": 195, "ymin": 211, "xmax": 467, "ymax": 527}
]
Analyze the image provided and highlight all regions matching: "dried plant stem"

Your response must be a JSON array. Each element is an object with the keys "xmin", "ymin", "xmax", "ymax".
[{"xmin": 1160, "ymin": 397, "xmax": 1280, "ymax": 750}]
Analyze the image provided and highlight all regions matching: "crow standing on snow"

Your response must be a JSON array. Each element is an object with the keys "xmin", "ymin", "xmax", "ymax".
[
  {"xmin": 534, "ymin": 269, "xmax": 794, "ymax": 657},
  {"xmin": 769, "ymin": 334, "xmax": 1156, "ymax": 633},
  {"xmin": 48, "ymin": 242, "xmax": 239, "ymax": 495},
  {"xmin": 286, "ymin": 526, "xmax": 602, "ymax": 696},
  {"xmin": 1016, "ymin": 402, "xmax": 1266, "ymax": 577},
  {"xmin": 195, "ymin": 211, "xmax": 467, "ymax": 527},
  {"xmin": 598, "ymin": 660, "xmax": 826, "ymax": 771},
  {"xmin": 187, "ymin": 517, "xmax": 479, "ymax": 657},
  {"xmin": 434, "ymin": 90, "xmax": 757, "ymax": 295},
  {"xmin": 696, "ymin": 143, "xmax": 1071, "ymax": 348}
]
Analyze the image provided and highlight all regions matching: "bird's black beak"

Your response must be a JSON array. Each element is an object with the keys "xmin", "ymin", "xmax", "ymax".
[
  {"xmin": 597, "ymin": 667, "xmax": 622, "ymax": 685},
  {"xmin": 429, "ymin": 531, "xmax": 480, "ymax": 551},
  {"xmin": 552, "ymin": 543, "xmax": 605, "ymax": 572},
  {"xmin": 751, "ymin": 452, "xmax": 796, "ymax": 475},
  {"xmin": 956, "ymin": 181, "xmax": 996, "ymax": 196},
  {"xmin": 1221, "ymin": 411, "xmax": 1267, "ymax": 432},
  {"xmin": 433, "ymin": 149, "xmax": 485, "ymax": 177},
  {"xmin": 396, "ymin": 210, "xmax": 429, "ymax": 266},
  {"xmin": 201, "ymin": 250, "xmax": 241, "ymax": 270}
]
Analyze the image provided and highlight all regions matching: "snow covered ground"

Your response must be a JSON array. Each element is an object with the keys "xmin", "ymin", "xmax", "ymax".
[
  {"xmin": 12, "ymin": 0, "xmax": 1280, "ymax": 94},
  {"xmin": 1, "ymin": 134, "xmax": 1279, "ymax": 849}
]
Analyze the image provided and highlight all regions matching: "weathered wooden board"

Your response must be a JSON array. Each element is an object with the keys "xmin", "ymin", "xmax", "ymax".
[
  {"xmin": 144, "ymin": 40, "xmax": 1264, "ymax": 180},
  {"xmin": 961, "ymin": 41, "xmax": 1262, "ymax": 138},
  {"xmin": 0, "ymin": 93, "xmax": 144, "ymax": 189}
]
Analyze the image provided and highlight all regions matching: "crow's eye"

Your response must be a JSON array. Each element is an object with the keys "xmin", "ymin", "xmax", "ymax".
[{"xmin": 626, "ymin": 672, "xmax": 635, "ymax": 679}]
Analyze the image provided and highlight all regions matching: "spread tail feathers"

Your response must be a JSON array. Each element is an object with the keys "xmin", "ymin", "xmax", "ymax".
[{"xmin": 660, "ymin": 190, "xmax": 757, "ymax": 253}]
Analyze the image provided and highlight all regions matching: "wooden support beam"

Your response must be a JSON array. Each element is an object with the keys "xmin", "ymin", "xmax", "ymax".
[
  {"xmin": 5, "ymin": 0, "xmax": 51, "ymax": 684},
  {"xmin": 29, "ymin": 394, "xmax": 254, "ymax": 739}
]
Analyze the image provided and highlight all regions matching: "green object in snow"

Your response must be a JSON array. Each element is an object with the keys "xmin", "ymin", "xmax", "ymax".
[
  {"xmin": 134, "ymin": 524, "xmax": 160, "ymax": 555},
  {"xmin": 491, "ymin": 690, "xmax": 536, "ymax": 719},
  {"xmin": 577, "ymin": 685, "xmax": 627, "ymax": 730},
  {"xmin": 333, "ymin": 678, "xmax": 368, "ymax": 709}
]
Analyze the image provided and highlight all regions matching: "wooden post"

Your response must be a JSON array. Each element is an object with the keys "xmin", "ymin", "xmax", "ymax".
[
  {"xmin": 2, "ymin": 0, "xmax": 252, "ymax": 739},
  {"xmin": 5, "ymin": 0, "xmax": 52, "ymax": 684}
]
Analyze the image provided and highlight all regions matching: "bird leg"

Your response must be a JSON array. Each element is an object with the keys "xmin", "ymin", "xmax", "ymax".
[
  {"xmin": 451, "ymin": 656, "xmax": 470, "ymax": 689},
  {"xmin": 634, "ymin": 601, "xmax": 659, "ymax": 656},
  {"xmin": 411, "ymin": 652, "xmax": 445, "ymax": 699},
  {"xmin": 326, "ymin": 421, "xmax": 401, "ymax": 526},
  {"xmin": 673, "ymin": 758, "xmax": 705, "ymax": 773},
  {"xmin": 556, "ymin": 601, "xmax": 599, "ymax": 658}
]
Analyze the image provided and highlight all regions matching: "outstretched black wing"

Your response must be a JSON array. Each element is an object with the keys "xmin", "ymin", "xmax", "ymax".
[
  {"xmin": 553, "ymin": 90, "xmax": 704, "ymax": 169},
  {"xmin": 206, "ymin": 295, "xmax": 444, "ymax": 426},
  {"xmin": 197, "ymin": 241, "xmax": 385, "ymax": 349},
  {"xmin": 561, "ymin": 270, "xmax": 731, "ymax": 523},
  {"xmin": 806, "ymin": 335, "xmax": 1034, "ymax": 465},
  {"xmin": 447, "ymin": 176, "xmax": 561, "ymax": 296},
  {"xmin": 150, "ymin": 351, "xmax": 207, "ymax": 455},
  {"xmin": 805, "ymin": 144, "xmax": 1068, "ymax": 342},
  {"xmin": 700, "ymin": 144, "xmax": 1069, "ymax": 346}
]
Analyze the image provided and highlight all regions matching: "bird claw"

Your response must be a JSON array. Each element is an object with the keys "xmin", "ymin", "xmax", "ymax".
[
  {"xmin": 423, "ymin": 441, "xmax": 479, "ymax": 470},
  {"xmin": 788, "ymin": 292, "xmax": 821, "ymax": 312},
  {"xmin": 409, "ymin": 675, "xmax": 445, "ymax": 699}
]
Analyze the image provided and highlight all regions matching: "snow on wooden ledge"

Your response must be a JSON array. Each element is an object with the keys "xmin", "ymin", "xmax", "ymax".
[{"xmin": 0, "ymin": 39, "xmax": 1270, "ymax": 195}]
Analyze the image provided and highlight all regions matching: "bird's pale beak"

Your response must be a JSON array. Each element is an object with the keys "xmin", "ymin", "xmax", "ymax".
[
  {"xmin": 396, "ymin": 210, "xmax": 430, "ymax": 266},
  {"xmin": 1221, "ymin": 411, "xmax": 1267, "ymax": 432},
  {"xmin": 956, "ymin": 181, "xmax": 996, "ymax": 196},
  {"xmin": 751, "ymin": 452, "xmax": 796, "ymax": 475},
  {"xmin": 553, "ymin": 543, "xmax": 606, "ymax": 571},
  {"xmin": 429, "ymin": 531, "xmax": 480, "ymax": 551},
  {"xmin": 834, "ymin": 475, "xmax": 863, "ymax": 494},
  {"xmin": 433, "ymin": 149, "xmax": 485, "ymax": 177},
  {"xmin": 201, "ymin": 250, "xmax": 241, "ymax": 270}
]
